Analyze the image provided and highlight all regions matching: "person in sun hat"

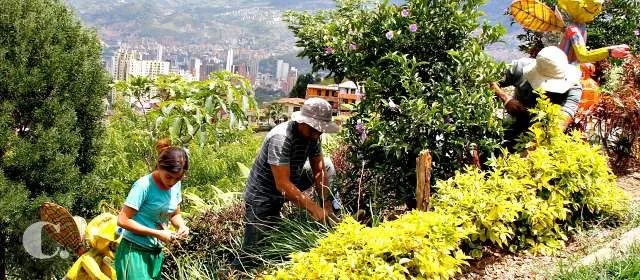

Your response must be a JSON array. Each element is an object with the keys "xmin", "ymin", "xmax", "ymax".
[
  {"xmin": 232, "ymin": 97, "xmax": 340, "ymax": 270},
  {"xmin": 491, "ymin": 46, "xmax": 583, "ymax": 151}
]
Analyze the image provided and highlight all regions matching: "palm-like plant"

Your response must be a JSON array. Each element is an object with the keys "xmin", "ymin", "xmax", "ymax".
[{"xmin": 267, "ymin": 103, "xmax": 285, "ymax": 125}]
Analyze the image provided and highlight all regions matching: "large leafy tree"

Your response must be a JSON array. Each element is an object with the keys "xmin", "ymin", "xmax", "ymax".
[
  {"xmin": 0, "ymin": 0, "xmax": 109, "ymax": 278},
  {"xmin": 286, "ymin": 0, "xmax": 506, "ymax": 210}
]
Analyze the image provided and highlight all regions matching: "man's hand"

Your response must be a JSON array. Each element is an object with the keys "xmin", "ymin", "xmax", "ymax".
[{"xmin": 310, "ymin": 204, "xmax": 340, "ymax": 226}]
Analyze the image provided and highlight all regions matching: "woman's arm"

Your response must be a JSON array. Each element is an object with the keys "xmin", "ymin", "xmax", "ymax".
[{"xmin": 117, "ymin": 206, "xmax": 173, "ymax": 243}]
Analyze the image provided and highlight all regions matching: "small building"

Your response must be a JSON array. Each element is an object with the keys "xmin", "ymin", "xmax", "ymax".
[
  {"xmin": 305, "ymin": 81, "xmax": 362, "ymax": 116},
  {"xmin": 274, "ymin": 97, "xmax": 306, "ymax": 117}
]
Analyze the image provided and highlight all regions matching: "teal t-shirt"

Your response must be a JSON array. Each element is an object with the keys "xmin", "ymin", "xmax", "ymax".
[{"xmin": 122, "ymin": 174, "xmax": 182, "ymax": 249}]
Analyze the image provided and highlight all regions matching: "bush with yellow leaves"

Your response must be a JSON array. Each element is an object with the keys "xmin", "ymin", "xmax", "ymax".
[{"xmin": 265, "ymin": 211, "xmax": 471, "ymax": 280}]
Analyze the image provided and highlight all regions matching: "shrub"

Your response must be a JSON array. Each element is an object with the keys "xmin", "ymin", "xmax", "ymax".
[
  {"xmin": 592, "ymin": 55, "xmax": 640, "ymax": 173},
  {"xmin": 264, "ymin": 212, "xmax": 470, "ymax": 280},
  {"xmin": 433, "ymin": 97, "xmax": 629, "ymax": 256},
  {"xmin": 95, "ymin": 97, "xmax": 262, "ymax": 210},
  {"xmin": 286, "ymin": 0, "xmax": 506, "ymax": 210},
  {"xmin": 163, "ymin": 202, "xmax": 245, "ymax": 280}
]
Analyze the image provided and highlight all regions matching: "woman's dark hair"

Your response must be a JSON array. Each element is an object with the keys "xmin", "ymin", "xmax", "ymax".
[{"xmin": 155, "ymin": 139, "xmax": 189, "ymax": 173}]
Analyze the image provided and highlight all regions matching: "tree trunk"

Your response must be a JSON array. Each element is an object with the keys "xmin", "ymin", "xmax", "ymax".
[{"xmin": 415, "ymin": 150, "xmax": 432, "ymax": 211}]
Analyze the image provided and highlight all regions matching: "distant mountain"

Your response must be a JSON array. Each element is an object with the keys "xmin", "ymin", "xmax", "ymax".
[
  {"xmin": 64, "ymin": 0, "xmax": 336, "ymax": 50},
  {"xmin": 64, "ymin": 0, "xmax": 524, "ymax": 60}
]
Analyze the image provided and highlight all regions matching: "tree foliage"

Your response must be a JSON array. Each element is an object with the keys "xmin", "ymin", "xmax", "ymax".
[
  {"xmin": 289, "ymin": 73, "xmax": 318, "ymax": 98},
  {"xmin": 0, "ymin": 0, "xmax": 109, "ymax": 277},
  {"xmin": 115, "ymin": 72, "xmax": 258, "ymax": 170},
  {"xmin": 286, "ymin": 0, "xmax": 506, "ymax": 209}
]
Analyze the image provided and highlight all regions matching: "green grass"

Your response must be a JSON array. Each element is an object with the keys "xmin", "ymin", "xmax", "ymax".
[{"xmin": 552, "ymin": 243, "xmax": 640, "ymax": 280}]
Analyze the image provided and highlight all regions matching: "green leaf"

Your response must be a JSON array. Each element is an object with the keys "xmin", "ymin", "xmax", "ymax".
[{"xmin": 237, "ymin": 162, "xmax": 251, "ymax": 179}]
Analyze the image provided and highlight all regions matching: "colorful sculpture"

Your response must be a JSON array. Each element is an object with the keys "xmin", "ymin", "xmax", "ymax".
[
  {"xmin": 511, "ymin": 0, "xmax": 630, "ymax": 64},
  {"xmin": 577, "ymin": 62, "xmax": 600, "ymax": 112},
  {"xmin": 40, "ymin": 202, "xmax": 121, "ymax": 280}
]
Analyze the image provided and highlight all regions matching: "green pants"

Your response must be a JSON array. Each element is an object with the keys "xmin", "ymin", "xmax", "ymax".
[{"xmin": 115, "ymin": 238, "xmax": 164, "ymax": 280}]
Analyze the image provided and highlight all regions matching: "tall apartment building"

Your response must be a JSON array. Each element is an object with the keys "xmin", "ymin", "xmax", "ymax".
[
  {"xmin": 276, "ymin": 60, "xmax": 283, "ymax": 81},
  {"xmin": 192, "ymin": 58, "xmax": 202, "ymax": 81},
  {"xmin": 225, "ymin": 48, "xmax": 234, "ymax": 72},
  {"xmin": 128, "ymin": 60, "xmax": 170, "ymax": 80},
  {"xmin": 112, "ymin": 49, "xmax": 140, "ymax": 81}
]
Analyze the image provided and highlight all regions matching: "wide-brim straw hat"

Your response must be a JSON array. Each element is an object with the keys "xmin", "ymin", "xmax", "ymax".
[{"xmin": 523, "ymin": 46, "xmax": 581, "ymax": 93}]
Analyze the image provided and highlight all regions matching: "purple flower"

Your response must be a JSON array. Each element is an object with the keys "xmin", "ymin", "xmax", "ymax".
[
  {"xmin": 401, "ymin": 8, "xmax": 409, "ymax": 17},
  {"xmin": 360, "ymin": 130, "xmax": 368, "ymax": 143},
  {"xmin": 385, "ymin": 31, "xmax": 394, "ymax": 40},
  {"xmin": 324, "ymin": 47, "xmax": 334, "ymax": 54},
  {"xmin": 409, "ymin": 23, "xmax": 418, "ymax": 33},
  {"xmin": 635, "ymin": 29, "xmax": 640, "ymax": 36},
  {"xmin": 355, "ymin": 121, "xmax": 365, "ymax": 134},
  {"xmin": 349, "ymin": 43, "xmax": 358, "ymax": 50},
  {"xmin": 355, "ymin": 120, "xmax": 368, "ymax": 142}
]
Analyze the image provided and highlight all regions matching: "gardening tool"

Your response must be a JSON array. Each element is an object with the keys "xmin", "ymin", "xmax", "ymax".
[{"xmin": 40, "ymin": 202, "xmax": 121, "ymax": 280}]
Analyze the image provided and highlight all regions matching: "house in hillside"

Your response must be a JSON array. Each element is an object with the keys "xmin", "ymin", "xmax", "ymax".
[
  {"xmin": 305, "ymin": 80, "xmax": 363, "ymax": 116},
  {"xmin": 274, "ymin": 97, "xmax": 306, "ymax": 117}
]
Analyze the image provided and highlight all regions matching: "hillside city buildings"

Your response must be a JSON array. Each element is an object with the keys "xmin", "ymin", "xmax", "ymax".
[{"xmin": 106, "ymin": 43, "xmax": 299, "ymax": 97}]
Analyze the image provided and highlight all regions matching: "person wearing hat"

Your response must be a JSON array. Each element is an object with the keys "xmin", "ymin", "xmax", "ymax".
[
  {"xmin": 236, "ymin": 97, "xmax": 340, "ymax": 266},
  {"xmin": 491, "ymin": 46, "xmax": 583, "ymax": 151}
]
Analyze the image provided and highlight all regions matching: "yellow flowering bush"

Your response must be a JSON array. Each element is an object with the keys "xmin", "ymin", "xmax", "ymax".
[
  {"xmin": 265, "ymin": 212, "xmax": 471, "ymax": 280},
  {"xmin": 433, "ymin": 97, "xmax": 629, "ymax": 255}
]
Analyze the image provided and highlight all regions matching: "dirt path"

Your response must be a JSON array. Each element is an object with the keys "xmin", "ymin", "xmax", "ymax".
[
  {"xmin": 457, "ymin": 171, "xmax": 640, "ymax": 280},
  {"xmin": 618, "ymin": 171, "xmax": 640, "ymax": 200}
]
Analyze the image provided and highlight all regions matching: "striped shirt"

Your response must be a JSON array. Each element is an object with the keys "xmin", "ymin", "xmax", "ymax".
[{"xmin": 243, "ymin": 121, "xmax": 322, "ymax": 204}]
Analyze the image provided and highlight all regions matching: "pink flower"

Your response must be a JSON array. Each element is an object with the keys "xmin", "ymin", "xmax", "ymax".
[
  {"xmin": 349, "ymin": 43, "xmax": 358, "ymax": 50},
  {"xmin": 409, "ymin": 23, "xmax": 418, "ymax": 33},
  {"xmin": 401, "ymin": 8, "xmax": 409, "ymax": 17},
  {"xmin": 385, "ymin": 31, "xmax": 394, "ymax": 40},
  {"xmin": 635, "ymin": 29, "xmax": 640, "ymax": 36},
  {"xmin": 324, "ymin": 47, "xmax": 334, "ymax": 54}
]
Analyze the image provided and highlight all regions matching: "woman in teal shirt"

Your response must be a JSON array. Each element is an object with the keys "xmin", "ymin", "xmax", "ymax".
[{"xmin": 115, "ymin": 139, "xmax": 189, "ymax": 280}]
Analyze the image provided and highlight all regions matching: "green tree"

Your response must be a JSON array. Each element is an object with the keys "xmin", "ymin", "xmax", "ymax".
[
  {"xmin": 266, "ymin": 103, "xmax": 286, "ymax": 125},
  {"xmin": 289, "ymin": 73, "xmax": 318, "ymax": 98},
  {"xmin": 0, "ymin": 0, "xmax": 109, "ymax": 278},
  {"xmin": 286, "ymin": 0, "xmax": 506, "ymax": 210},
  {"xmin": 115, "ymin": 71, "xmax": 257, "ymax": 170}
]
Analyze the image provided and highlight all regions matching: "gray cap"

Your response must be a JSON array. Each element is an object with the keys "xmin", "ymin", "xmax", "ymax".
[{"xmin": 291, "ymin": 97, "xmax": 340, "ymax": 133}]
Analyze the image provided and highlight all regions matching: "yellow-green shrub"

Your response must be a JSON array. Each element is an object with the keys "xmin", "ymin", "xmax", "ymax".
[
  {"xmin": 265, "ymin": 212, "xmax": 471, "ymax": 280},
  {"xmin": 432, "ymin": 97, "xmax": 629, "ymax": 255}
]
